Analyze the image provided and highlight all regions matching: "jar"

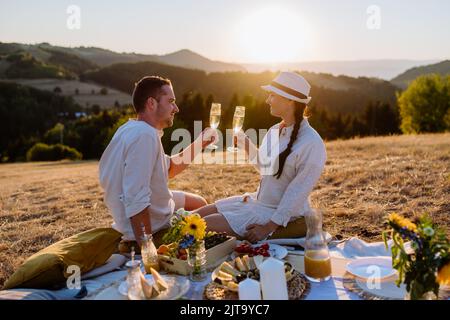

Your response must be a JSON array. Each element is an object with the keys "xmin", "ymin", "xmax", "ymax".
[
  {"xmin": 187, "ymin": 240, "xmax": 207, "ymax": 282},
  {"xmin": 304, "ymin": 209, "xmax": 332, "ymax": 282}
]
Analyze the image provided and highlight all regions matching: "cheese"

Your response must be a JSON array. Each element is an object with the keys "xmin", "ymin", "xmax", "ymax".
[
  {"xmin": 150, "ymin": 267, "xmax": 168, "ymax": 291},
  {"xmin": 235, "ymin": 256, "xmax": 247, "ymax": 271},
  {"xmin": 220, "ymin": 261, "xmax": 240, "ymax": 276},
  {"xmin": 140, "ymin": 272, "xmax": 154, "ymax": 299}
]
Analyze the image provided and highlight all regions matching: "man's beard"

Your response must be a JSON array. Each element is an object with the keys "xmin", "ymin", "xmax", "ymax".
[
  {"xmin": 165, "ymin": 118, "xmax": 174, "ymax": 127},
  {"xmin": 157, "ymin": 108, "xmax": 174, "ymax": 128},
  {"xmin": 164, "ymin": 114, "xmax": 175, "ymax": 128}
]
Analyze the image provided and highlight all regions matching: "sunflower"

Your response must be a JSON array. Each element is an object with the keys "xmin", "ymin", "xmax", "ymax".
[
  {"xmin": 388, "ymin": 213, "xmax": 418, "ymax": 233},
  {"xmin": 437, "ymin": 262, "xmax": 450, "ymax": 286},
  {"xmin": 181, "ymin": 214, "xmax": 207, "ymax": 240}
]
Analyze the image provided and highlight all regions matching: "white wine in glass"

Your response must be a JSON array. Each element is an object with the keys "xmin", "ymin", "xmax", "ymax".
[
  {"xmin": 206, "ymin": 103, "xmax": 221, "ymax": 150},
  {"xmin": 227, "ymin": 106, "xmax": 245, "ymax": 153}
]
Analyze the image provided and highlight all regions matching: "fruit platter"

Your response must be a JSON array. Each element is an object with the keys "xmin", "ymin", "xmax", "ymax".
[
  {"xmin": 233, "ymin": 241, "xmax": 288, "ymax": 259},
  {"xmin": 157, "ymin": 231, "xmax": 237, "ymax": 275}
]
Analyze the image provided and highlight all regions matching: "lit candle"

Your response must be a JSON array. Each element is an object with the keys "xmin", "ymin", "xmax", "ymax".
[
  {"xmin": 238, "ymin": 278, "xmax": 261, "ymax": 300},
  {"xmin": 259, "ymin": 258, "xmax": 288, "ymax": 300}
]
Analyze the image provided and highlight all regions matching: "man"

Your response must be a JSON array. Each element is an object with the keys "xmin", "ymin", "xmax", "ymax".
[{"xmin": 99, "ymin": 76, "xmax": 215, "ymax": 248}]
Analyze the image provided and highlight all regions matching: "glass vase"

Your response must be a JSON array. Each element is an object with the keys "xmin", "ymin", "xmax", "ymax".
[{"xmin": 187, "ymin": 240, "xmax": 207, "ymax": 282}]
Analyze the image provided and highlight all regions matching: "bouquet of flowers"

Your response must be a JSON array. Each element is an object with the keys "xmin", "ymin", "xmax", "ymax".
[
  {"xmin": 382, "ymin": 213, "xmax": 450, "ymax": 300},
  {"xmin": 162, "ymin": 209, "xmax": 206, "ymax": 244},
  {"xmin": 157, "ymin": 209, "xmax": 207, "ymax": 260}
]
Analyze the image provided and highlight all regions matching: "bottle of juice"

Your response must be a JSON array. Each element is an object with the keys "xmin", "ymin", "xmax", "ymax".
[
  {"xmin": 140, "ymin": 223, "xmax": 160, "ymax": 273},
  {"xmin": 304, "ymin": 209, "xmax": 332, "ymax": 282}
]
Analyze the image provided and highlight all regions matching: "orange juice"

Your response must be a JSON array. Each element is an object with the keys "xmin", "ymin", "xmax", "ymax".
[{"xmin": 304, "ymin": 250, "xmax": 332, "ymax": 280}]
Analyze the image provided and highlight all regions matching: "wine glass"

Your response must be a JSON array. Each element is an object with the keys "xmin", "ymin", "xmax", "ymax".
[
  {"xmin": 205, "ymin": 103, "xmax": 221, "ymax": 150},
  {"xmin": 227, "ymin": 106, "xmax": 245, "ymax": 153}
]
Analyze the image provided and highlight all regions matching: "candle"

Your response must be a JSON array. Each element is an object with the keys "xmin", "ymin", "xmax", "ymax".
[
  {"xmin": 238, "ymin": 278, "xmax": 261, "ymax": 300},
  {"xmin": 259, "ymin": 258, "xmax": 288, "ymax": 300}
]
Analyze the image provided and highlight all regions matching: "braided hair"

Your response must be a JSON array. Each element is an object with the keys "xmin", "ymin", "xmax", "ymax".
[{"xmin": 273, "ymin": 102, "xmax": 307, "ymax": 179}]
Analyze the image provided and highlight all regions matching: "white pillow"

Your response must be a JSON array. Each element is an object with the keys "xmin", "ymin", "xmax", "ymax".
[{"xmin": 81, "ymin": 254, "xmax": 127, "ymax": 280}]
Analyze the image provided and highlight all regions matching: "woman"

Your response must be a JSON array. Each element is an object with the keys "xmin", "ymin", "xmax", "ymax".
[{"xmin": 194, "ymin": 72, "xmax": 327, "ymax": 243}]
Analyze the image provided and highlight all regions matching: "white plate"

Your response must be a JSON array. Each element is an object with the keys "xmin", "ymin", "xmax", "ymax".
[
  {"xmin": 355, "ymin": 276, "xmax": 407, "ymax": 299},
  {"xmin": 266, "ymin": 243, "xmax": 288, "ymax": 259},
  {"xmin": 233, "ymin": 243, "xmax": 288, "ymax": 260},
  {"xmin": 118, "ymin": 274, "xmax": 190, "ymax": 300},
  {"xmin": 346, "ymin": 257, "xmax": 397, "ymax": 281}
]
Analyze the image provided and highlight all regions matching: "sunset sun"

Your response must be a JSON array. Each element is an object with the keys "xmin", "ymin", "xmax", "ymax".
[{"xmin": 236, "ymin": 6, "xmax": 312, "ymax": 63}]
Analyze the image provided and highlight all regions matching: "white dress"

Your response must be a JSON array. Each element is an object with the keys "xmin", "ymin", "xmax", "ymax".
[{"xmin": 215, "ymin": 119, "xmax": 327, "ymax": 237}]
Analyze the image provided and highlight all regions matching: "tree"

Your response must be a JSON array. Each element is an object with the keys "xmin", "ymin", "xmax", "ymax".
[
  {"xmin": 398, "ymin": 74, "xmax": 450, "ymax": 133},
  {"xmin": 363, "ymin": 101, "xmax": 400, "ymax": 136},
  {"xmin": 44, "ymin": 123, "xmax": 65, "ymax": 144},
  {"xmin": 223, "ymin": 93, "xmax": 240, "ymax": 129},
  {"xmin": 204, "ymin": 94, "xmax": 215, "ymax": 125},
  {"xmin": 26, "ymin": 143, "xmax": 82, "ymax": 161}
]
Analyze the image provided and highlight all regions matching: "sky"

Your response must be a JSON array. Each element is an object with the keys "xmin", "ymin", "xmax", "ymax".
[{"xmin": 1, "ymin": 0, "xmax": 449, "ymax": 63}]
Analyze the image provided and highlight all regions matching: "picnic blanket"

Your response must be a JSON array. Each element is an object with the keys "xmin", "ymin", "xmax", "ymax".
[{"xmin": 0, "ymin": 237, "xmax": 396, "ymax": 300}]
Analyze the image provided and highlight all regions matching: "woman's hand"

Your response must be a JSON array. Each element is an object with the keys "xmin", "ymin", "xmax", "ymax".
[
  {"xmin": 245, "ymin": 221, "xmax": 279, "ymax": 243},
  {"xmin": 234, "ymin": 130, "xmax": 258, "ymax": 158},
  {"xmin": 195, "ymin": 127, "xmax": 219, "ymax": 150}
]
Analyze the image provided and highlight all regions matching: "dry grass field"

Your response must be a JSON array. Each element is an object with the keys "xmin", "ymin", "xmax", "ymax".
[{"xmin": 1, "ymin": 133, "xmax": 449, "ymax": 288}]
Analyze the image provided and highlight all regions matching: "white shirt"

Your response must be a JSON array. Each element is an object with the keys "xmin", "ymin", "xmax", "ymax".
[
  {"xmin": 215, "ymin": 118, "xmax": 327, "ymax": 236},
  {"xmin": 99, "ymin": 120, "xmax": 174, "ymax": 240},
  {"xmin": 257, "ymin": 118, "xmax": 327, "ymax": 226}
]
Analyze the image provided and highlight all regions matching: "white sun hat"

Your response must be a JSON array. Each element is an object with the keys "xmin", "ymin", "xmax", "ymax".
[{"xmin": 261, "ymin": 71, "xmax": 312, "ymax": 104}]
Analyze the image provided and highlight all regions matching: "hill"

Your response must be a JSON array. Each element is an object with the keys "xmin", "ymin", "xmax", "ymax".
[
  {"xmin": 82, "ymin": 61, "xmax": 398, "ymax": 115},
  {"xmin": 0, "ymin": 133, "xmax": 449, "ymax": 288},
  {"xmin": 244, "ymin": 59, "xmax": 439, "ymax": 80},
  {"xmin": 0, "ymin": 78, "xmax": 131, "ymax": 109},
  {"xmin": 391, "ymin": 60, "xmax": 450, "ymax": 89},
  {"xmin": 0, "ymin": 42, "xmax": 245, "ymax": 73},
  {"xmin": 0, "ymin": 81, "xmax": 81, "ymax": 161}
]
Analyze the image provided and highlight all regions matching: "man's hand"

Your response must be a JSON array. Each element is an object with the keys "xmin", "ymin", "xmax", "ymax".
[
  {"xmin": 245, "ymin": 221, "xmax": 279, "ymax": 243},
  {"xmin": 168, "ymin": 127, "xmax": 219, "ymax": 178}
]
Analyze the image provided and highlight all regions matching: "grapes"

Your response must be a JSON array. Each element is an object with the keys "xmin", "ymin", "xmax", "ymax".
[{"xmin": 204, "ymin": 232, "xmax": 230, "ymax": 249}]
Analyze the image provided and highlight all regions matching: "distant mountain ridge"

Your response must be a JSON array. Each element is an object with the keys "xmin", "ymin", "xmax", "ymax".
[
  {"xmin": 243, "ymin": 59, "xmax": 439, "ymax": 80},
  {"xmin": 1, "ymin": 42, "xmax": 446, "ymax": 81},
  {"xmin": 0, "ymin": 42, "xmax": 245, "ymax": 73},
  {"xmin": 390, "ymin": 60, "xmax": 450, "ymax": 89}
]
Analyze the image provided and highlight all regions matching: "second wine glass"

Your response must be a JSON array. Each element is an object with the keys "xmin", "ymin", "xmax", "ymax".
[{"xmin": 227, "ymin": 106, "xmax": 245, "ymax": 153}]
